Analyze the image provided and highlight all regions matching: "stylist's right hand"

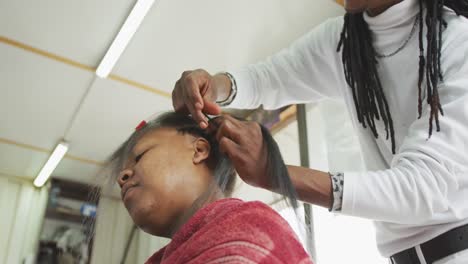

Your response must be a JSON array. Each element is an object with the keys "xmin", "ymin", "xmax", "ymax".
[
  {"xmin": 173, "ymin": 69, "xmax": 227, "ymax": 129},
  {"xmin": 209, "ymin": 115, "xmax": 270, "ymax": 190}
]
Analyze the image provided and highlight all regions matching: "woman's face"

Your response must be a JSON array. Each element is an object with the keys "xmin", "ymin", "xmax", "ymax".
[
  {"xmin": 117, "ymin": 128, "xmax": 213, "ymax": 237},
  {"xmin": 344, "ymin": 0, "xmax": 404, "ymax": 15}
]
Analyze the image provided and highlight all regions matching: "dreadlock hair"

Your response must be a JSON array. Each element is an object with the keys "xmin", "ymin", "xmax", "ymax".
[{"xmin": 337, "ymin": 0, "xmax": 468, "ymax": 154}]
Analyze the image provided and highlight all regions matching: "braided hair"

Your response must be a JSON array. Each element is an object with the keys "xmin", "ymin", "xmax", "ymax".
[{"xmin": 337, "ymin": 0, "xmax": 468, "ymax": 154}]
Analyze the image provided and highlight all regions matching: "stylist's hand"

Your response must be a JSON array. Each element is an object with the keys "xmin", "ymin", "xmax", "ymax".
[
  {"xmin": 173, "ymin": 69, "xmax": 231, "ymax": 129},
  {"xmin": 209, "ymin": 115, "xmax": 270, "ymax": 189}
]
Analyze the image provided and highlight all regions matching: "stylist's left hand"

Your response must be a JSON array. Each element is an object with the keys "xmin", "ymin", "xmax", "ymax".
[{"xmin": 209, "ymin": 115, "xmax": 270, "ymax": 189}]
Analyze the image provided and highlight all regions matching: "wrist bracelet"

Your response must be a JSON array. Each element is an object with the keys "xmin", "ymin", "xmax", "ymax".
[{"xmin": 216, "ymin": 72, "xmax": 237, "ymax": 107}]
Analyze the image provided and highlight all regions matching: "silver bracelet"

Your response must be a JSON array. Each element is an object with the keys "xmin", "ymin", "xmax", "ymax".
[{"xmin": 216, "ymin": 72, "xmax": 237, "ymax": 107}]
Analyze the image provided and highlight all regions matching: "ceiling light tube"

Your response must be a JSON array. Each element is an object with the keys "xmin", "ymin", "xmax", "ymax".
[
  {"xmin": 33, "ymin": 141, "xmax": 69, "ymax": 187},
  {"xmin": 96, "ymin": 0, "xmax": 155, "ymax": 78}
]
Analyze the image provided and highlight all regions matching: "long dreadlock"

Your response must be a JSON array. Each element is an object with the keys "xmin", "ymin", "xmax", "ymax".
[{"xmin": 337, "ymin": 0, "xmax": 468, "ymax": 154}]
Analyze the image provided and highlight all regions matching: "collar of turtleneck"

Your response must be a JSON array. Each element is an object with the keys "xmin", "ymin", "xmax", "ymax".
[
  {"xmin": 363, "ymin": 0, "xmax": 421, "ymax": 55},
  {"xmin": 364, "ymin": 0, "xmax": 420, "ymax": 31}
]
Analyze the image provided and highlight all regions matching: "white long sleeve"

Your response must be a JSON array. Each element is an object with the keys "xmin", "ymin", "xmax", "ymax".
[
  {"xmin": 229, "ymin": 18, "xmax": 343, "ymax": 110},
  {"xmin": 226, "ymin": 0, "xmax": 468, "ymax": 257}
]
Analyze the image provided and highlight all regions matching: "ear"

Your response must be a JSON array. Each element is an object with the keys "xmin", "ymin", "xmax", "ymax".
[{"xmin": 192, "ymin": 138, "xmax": 211, "ymax": 164}]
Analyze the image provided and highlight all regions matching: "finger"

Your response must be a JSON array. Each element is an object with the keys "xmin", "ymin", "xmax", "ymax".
[
  {"xmin": 215, "ymin": 118, "xmax": 232, "ymax": 144},
  {"xmin": 186, "ymin": 104, "xmax": 208, "ymax": 129},
  {"xmin": 206, "ymin": 118, "xmax": 219, "ymax": 135},
  {"xmin": 225, "ymin": 116, "xmax": 257, "ymax": 145},
  {"xmin": 186, "ymin": 77, "xmax": 204, "ymax": 108},
  {"xmin": 198, "ymin": 78, "xmax": 221, "ymax": 116},
  {"xmin": 219, "ymin": 136, "xmax": 241, "ymax": 159},
  {"xmin": 223, "ymin": 114, "xmax": 240, "ymax": 123},
  {"xmin": 183, "ymin": 93, "xmax": 206, "ymax": 128},
  {"xmin": 217, "ymin": 116, "xmax": 243, "ymax": 141},
  {"xmin": 185, "ymin": 79, "xmax": 208, "ymax": 128},
  {"xmin": 194, "ymin": 110, "xmax": 209, "ymax": 129},
  {"xmin": 215, "ymin": 118, "xmax": 242, "ymax": 144},
  {"xmin": 183, "ymin": 95, "xmax": 200, "ymax": 123},
  {"xmin": 211, "ymin": 115, "xmax": 232, "ymax": 128},
  {"xmin": 172, "ymin": 80, "xmax": 186, "ymax": 113},
  {"xmin": 198, "ymin": 80, "xmax": 210, "ymax": 108},
  {"xmin": 203, "ymin": 100, "xmax": 221, "ymax": 115}
]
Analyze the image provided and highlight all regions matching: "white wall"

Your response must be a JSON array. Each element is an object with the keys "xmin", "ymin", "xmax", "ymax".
[
  {"xmin": 0, "ymin": 176, "xmax": 48, "ymax": 264},
  {"xmin": 91, "ymin": 196, "xmax": 135, "ymax": 264}
]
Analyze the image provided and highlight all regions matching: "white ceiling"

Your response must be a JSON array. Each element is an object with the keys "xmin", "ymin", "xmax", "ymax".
[{"xmin": 0, "ymin": 0, "xmax": 343, "ymax": 193}]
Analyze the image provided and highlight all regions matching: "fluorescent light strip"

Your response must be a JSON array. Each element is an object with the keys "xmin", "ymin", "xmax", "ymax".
[
  {"xmin": 96, "ymin": 0, "xmax": 156, "ymax": 78},
  {"xmin": 33, "ymin": 141, "xmax": 69, "ymax": 187}
]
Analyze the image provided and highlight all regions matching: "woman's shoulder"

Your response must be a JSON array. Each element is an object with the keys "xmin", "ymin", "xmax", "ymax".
[
  {"xmin": 207, "ymin": 199, "xmax": 307, "ymax": 250},
  {"xmin": 195, "ymin": 199, "xmax": 312, "ymax": 263},
  {"xmin": 208, "ymin": 198, "xmax": 290, "ymax": 226}
]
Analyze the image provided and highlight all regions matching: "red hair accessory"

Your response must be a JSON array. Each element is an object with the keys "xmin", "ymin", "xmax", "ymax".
[{"xmin": 135, "ymin": 120, "xmax": 147, "ymax": 131}]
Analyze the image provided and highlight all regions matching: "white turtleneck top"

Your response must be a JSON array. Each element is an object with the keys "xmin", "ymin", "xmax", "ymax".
[{"xmin": 228, "ymin": 0, "xmax": 468, "ymax": 257}]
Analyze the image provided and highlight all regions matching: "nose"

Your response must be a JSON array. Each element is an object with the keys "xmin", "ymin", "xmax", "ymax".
[{"xmin": 118, "ymin": 169, "xmax": 134, "ymax": 188}]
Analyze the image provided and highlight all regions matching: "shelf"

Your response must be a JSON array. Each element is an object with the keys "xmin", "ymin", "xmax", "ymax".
[
  {"xmin": 45, "ymin": 208, "xmax": 94, "ymax": 224},
  {"xmin": 51, "ymin": 178, "xmax": 100, "ymax": 203}
]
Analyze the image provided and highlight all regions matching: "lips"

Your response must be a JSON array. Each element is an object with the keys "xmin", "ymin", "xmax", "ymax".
[{"xmin": 121, "ymin": 183, "xmax": 138, "ymax": 201}]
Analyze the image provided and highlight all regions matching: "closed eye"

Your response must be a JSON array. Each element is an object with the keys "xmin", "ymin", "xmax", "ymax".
[{"xmin": 135, "ymin": 151, "xmax": 147, "ymax": 163}]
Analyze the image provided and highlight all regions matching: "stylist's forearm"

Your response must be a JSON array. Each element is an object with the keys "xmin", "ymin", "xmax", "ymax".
[
  {"xmin": 212, "ymin": 73, "xmax": 232, "ymax": 102},
  {"xmin": 286, "ymin": 165, "xmax": 332, "ymax": 209}
]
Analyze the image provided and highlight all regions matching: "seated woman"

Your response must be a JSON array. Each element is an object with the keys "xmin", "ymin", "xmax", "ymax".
[{"xmin": 107, "ymin": 112, "xmax": 312, "ymax": 264}]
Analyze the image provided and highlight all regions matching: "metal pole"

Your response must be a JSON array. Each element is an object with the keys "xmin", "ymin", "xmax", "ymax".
[
  {"xmin": 120, "ymin": 224, "xmax": 138, "ymax": 264},
  {"xmin": 296, "ymin": 104, "xmax": 316, "ymax": 260}
]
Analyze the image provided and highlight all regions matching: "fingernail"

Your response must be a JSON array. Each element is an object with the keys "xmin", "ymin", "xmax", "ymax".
[{"xmin": 200, "ymin": 121, "xmax": 206, "ymax": 128}]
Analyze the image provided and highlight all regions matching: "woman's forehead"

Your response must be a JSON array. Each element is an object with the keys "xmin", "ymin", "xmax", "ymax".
[
  {"xmin": 133, "ymin": 128, "xmax": 175, "ymax": 151},
  {"xmin": 121, "ymin": 128, "xmax": 174, "ymax": 168},
  {"xmin": 131, "ymin": 127, "xmax": 197, "ymax": 154}
]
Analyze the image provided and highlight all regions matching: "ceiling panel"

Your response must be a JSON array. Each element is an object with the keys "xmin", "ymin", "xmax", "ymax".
[
  {"xmin": 53, "ymin": 158, "xmax": 102, "ymax": 185},
  {"xmin": 0, "ymin": 0, "xmax": 136, "ymax": 66},
  {"xmin": 0, "ymin": 142, "xmax": 104, "ymax": 185},
  {"xmin": 0, "ymin": 43, "xmax": 95, "ymax": 150},
  {"xmin": 113, "ymin": 0, "xmax": 344, "ymax": 93},
  {"xmin": 0, "ymin": 143, "xmax": 48, "ymax": 178},
  {"xmin": 64, "ymin": 77, "xmax": 172, "ymax": 162}
]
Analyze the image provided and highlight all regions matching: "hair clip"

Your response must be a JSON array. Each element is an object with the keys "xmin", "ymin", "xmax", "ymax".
[
  {"xmin": 135, "ymin": 112, "xmax": 162, "ymax": 131},
  {"xmin": 135, "ymin": 120, "xmax": 147, "ymax": 131},
  {"xmin": 203, "ymin": 113, "xmax": 214, "ymax": 122},
  {"xmin": 204, "ymin": 113, "xmax": 222, "ymax": 130}
]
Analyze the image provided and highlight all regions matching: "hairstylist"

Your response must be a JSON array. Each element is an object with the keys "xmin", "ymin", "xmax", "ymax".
[{"xmin": 172, "ymin": 0, "xmax": 468, "ymax": 263}]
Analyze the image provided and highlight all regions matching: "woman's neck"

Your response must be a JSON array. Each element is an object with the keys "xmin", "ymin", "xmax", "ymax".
[{"xmin": 168, "ymin": 189, "xmax": 225, "ymax": 238}]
